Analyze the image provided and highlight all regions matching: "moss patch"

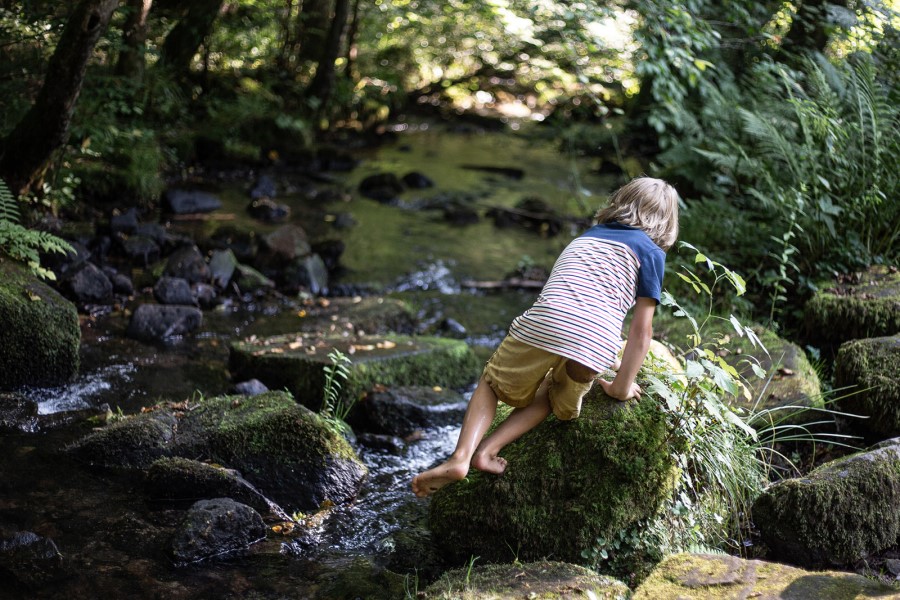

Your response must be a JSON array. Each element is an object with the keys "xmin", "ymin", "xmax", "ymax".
[
  {"xmin": 633, "ymin": 553, "xmax": 900, "ymax": 599},
  {"xmin": 422, "ymin": 560, "xmax": 631, "ymax": 599},
  {"xmin": 751, "ymin": 440, "xmax": 900, "ymax": 568},
  {"xmin": 428, "ymin": 391, "xmax": 674, "ymax": 566},
  {"xmin": 835, "ymin": 335, "xmax": 900, "ymax": 439},
  {"xmin": 0, "ymin": 261, "xmax": 81, "ymax": 389},
  {"xmin": 229, "ymin": 333, "xmax": 480, "ymax": 409}
]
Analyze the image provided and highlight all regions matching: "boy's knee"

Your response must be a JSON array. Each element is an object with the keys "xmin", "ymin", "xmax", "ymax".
[{"xmin": 565, "ymin": 360, "xmax": 596, "ymax": 384}]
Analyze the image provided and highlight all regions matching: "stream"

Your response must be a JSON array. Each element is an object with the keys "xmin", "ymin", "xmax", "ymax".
[{"xmin": 2, "ymin": 121, "xmax": 621, "ymax": 598}]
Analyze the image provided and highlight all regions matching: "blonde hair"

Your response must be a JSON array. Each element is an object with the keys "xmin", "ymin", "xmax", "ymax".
[{"xmin": 594, "ymin": 177, "xmax": 679, "ymax": 251}]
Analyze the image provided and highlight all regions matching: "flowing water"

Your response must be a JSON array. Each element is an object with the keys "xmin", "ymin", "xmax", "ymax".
[{"xmin": 2, "ymin": 121, "xmax": 621, "ymax": 598}]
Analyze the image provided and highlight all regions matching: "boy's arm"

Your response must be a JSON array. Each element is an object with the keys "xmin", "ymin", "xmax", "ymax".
[{"xmin": 598, "ymin": 297, "xmax": 655, "ymax": 401}]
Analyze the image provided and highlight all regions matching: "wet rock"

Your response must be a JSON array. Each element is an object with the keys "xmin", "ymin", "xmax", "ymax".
[
  {"xmin": 163, "ymin": 189, "xmax": 222, "ymax": 215},
  {"xmin": 232, "ymin": 379, "xmax": 269, "ymax": 396},
  {"xmin": 805, "ymin": 265, "xmax": 900, "ymax": 348},
  {"xmin": 355, "ymin": 432, "xmax": 404, "ymax": 454},
  {"xmin": 0, "ymin": 531, "xmax": 65, "ymax": 590},
  {"xmin": 145, "ymin": 457, "xmax": 277, "ymax": 515},
  {"xmin": 401, "ymin": 171, "xmax": 434, "ymax": 189},
  {"xmin": 171, "ymin": 498, "xmax": 266, "ymax": 565},
  {"xmin": 234, "ymin": 264, "xmax": 275, "ymax": 293},
  {"xmin": 332, "ymin": 212, "xmax": 357, "ymax": 229},
  {"xmin": 120, "ymin": 234, "xmax": 161, "ymax": 266},
  {"xmin": 347, "ymin": 386, "xmax": 467, "ymax": 437},
  {"xmin": 109, "ymin": 207, "xmax": 139, "ymax": 234},
  {"xmin": 208, "ymin": 225, "xmax": 258, "ymax": 263},
  {"xmin": 43, "ymin": 240, "xmax": 91, "ymax": 279},
  {"xmin": 752, "ymin": 438, "xmax": 900, "ymax": 568},
  {"xmin": 460, "ymin": 164, "xmax": 525, "ymax": 179},
  {"xmin": 153, "ymin": 277, "xmax": 196, "ymax": 306},
  {"xmin": 208, "ymin": 249, "xmax": 238, "ymax": 289},
  {"xmin": 67, "ymin": 412, "xmax": 177, "ymax": 469},
  {"xmin": 425, "ymin": 561, "xmax": 629, "ymax": 600},
  {"xmin": 103, "ymin": 267, "xmax": 134, "ymax": 296},
  {"xmin": 835, "ymin": 335, "xmax": 900, "ymax": 440},
  {"xmin": 359, "ymin": 173, "xmax": 404, "ymax": 202},
  {"xmin": 228, "ymin": 334, "xmax": 480, "ymax": 412},
  {"xmin": 317, "ymin": 146, "xmax": 358, "ymax": 172},
  {"xmin": 443, "ymin": 201, "xmax": 480, "ymax": 226},
  {"xmin": 438, "ymin": 317, "xmax": 467, "ymax": 338},
  {"xmin": 63, "ymin": 261, "xmax": 113, "ymax": 304},
  {"xmin": 249, "ymin": 174, "xmax": 277, "ymax": 199},
  {"xmin": 133, "ymin": 222, "xmax": 168, "ymax": 247},
  {"xmin": 126, "ymin": 304, "xmax": 203, "ymax": 341},
  {"xmin": 258, "ymin": 224, "xmax": 311, "ymax": 265},
  {"xmin": 313, "ymin": 557, "xmax": 407, "ymax": 600},
  {"xmin": 247, "ymin": 197, "xmax": 290, "ymax": 223},
  {"xmin": 283, "ymin": 253, "xmax": 329, "ymax": 295},
  {"xmin": 164, "ymin": 245, "xmax": 210, "ymax": 284},
  {"xmin": 191, "ymin": 282, "xmax": 219, "ymax": 309},
  {"xmin": 428, "ymin": 390, "xmax": 673, "ymax": 565},
  {"xmin": 311, "ymin": 239, "xmax": 345, "ymax": 273},
  {"xmin": 487, "ymin": 197, "xmax": 563, "ymax": 236},
  {"xmin": 0, "ymin": 262, "xmax": 80, "ymax": 389},
  {"xmin": 0, "ymin": 392, "xmax": 38, "ymax": 433},
  {"xmin": 634, "ymin": 553, "xmax": 898, "ymax": 599}
]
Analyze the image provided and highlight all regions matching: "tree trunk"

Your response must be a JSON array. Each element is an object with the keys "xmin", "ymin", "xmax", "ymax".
[
  {"xmin": 157, "ymin": 0, "xmax": 223, "ymax": 77},
  {"xmin": 296, "ymin": 0, "xmax": 332, "ymax": 64},
  {"xmin": 114, "ymin": 0, "xmax": 153, "ymax": 78},
  {"xmin": 343, "ymin": 0, "xmax": 360, "ymax": 81},
  {"xmin": 0, "ymin": 0, "xmax": 119, "ymax": 196},
  {"xmin": 307, "ymin": 0, "xmax": 349, "ymax": 110}
]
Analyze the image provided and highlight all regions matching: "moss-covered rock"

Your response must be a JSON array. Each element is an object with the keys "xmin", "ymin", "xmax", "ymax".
[
  {"xmin": 67, "ymin": 412, "xmax": 177, "ymax": 469},
  {"xmin": 655, "ymin": 313, "xmax": 822, "ymax": 424},
  {"xmin": 805, "ymin": 265, "xmax": 900, "ymax": 348},
  {"xmin": 751, "ymin": 438, "xmax": 900, "ymax": 568},
  {"xmin": 311, "ymin": 557, "xmax": 409, "ymax": 600},
  {"xmin": 0, "ymin": 261, "xmax": 80, "ymax": 389},
  {"xmin": 835, "ymin": 335, "xmax": 900, "ymax": 440},
  {"xmin": 633, "ymin": 553, "xmax": 900, "ymax": 599},
  {"xmin": 422, "ymin": 561, "xmax": 631, "ymax": 599},
  {"xmin": 428, "ymin": 391, "xmax": 675, "ymax": 565},
  {"xmin": 228, "ymin": 334, "xmax": 480, "ymax": 410}
]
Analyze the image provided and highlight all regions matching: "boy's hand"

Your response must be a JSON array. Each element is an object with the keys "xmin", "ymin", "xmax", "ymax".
[{"xmin": 598, "ymin": 378, "xmax": 642, "ymax": 402}]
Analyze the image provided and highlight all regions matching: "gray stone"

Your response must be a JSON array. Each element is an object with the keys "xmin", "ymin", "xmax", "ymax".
[
  {"xmin": 126, "ymin": 304, "xmax": 203, "ymax": 341},
  {"xmin": 153, "ymin": 276, "xmax": 196, "ymax": 305},
  {"xmin": 171, "ymin": 498, "xmax": 266, "ymax": 565},
  {"xmin": 164, "ymin": 189, "xmax": 222, "ymax": 215}
]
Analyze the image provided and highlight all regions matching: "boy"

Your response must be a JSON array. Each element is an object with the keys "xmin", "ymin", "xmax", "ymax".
[{"xmin": 412, "ymin": 177, "xmax": 679, "ymax": 497}]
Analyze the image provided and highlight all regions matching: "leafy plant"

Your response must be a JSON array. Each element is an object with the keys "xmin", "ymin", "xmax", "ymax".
[
  {"xmin": 0, "ymin": 178, "xmax": 73, "ymax": 280},
  {"xmin": 320, "ymin": 348, "xmax": 354, "ymax": 428}
]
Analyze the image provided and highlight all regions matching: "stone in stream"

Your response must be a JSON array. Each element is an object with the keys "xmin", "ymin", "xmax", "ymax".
[
  {"xmin": 345, "ymin": 385, "xmax": 467, "ymax": 437},
  {"xmin": 170, "ymin": 498, "xmax": 267, "ymax": 565},
  {"xmin": 153, "ymin": 276, "xmax": 196, "ymax": 306},
  {"xmin": 834, "ymin": 334, "xmax": 900, "ymax": 440},
  {"xmin": 126, "ymin": 304, "xmax": 203, "ymax": 341},
  {"xmin": 751, "ymin": 437, "xmax": 900, "ymax": 568},
  {"xmin": 120, "ymin": 234, "xmax": 161, "ymax": 266},
  {"xmin": 67, "ymin": 411, "xmax": 178, "ymax": 469},
  {"xmin": 163, "ymin": 188, "xmax": 222, "ymax": 215},
  {"xmin": 805, "ymin": 265, "xmax": 900, "ymax": 349},
  {"xmin": 164, "ymin": 244, "xmax": 211, "ymax": 284},
  {"xmin": 282, "ymin": 253, "xmax": 329, "ymax": 295},
  {"xmin": 0, "ymin": 262, "xmax": 80, "ymax": 389},
  {"xmin": 0, "ymin": 531, "xmax": 66, "ymax": 590},
  {"xmin": 228, "ymin": 334, "xmax": 480, "ymax": 411},
  {"xmin": 62, "ymin": 261, "xmax": 113, "ymax": 304},
  {"xmin": 208, "ymin": 249, "xmax": 238, "ymax": 288},
  {"xmin": 423, "ymin": 560, "xmax": 630, "ymax": 600},
  {"xmin": 234, "ymin": 263, "xmax": 276, "ymax": 293},
  {"xmin": 401, "ymin": 171, "xmax": 434, "ymax": 189},
  {"xmin": 358, "ymin": 173, "xmax": 405, "ymax": 202},
  {"xmin": 633, "ymin": 553, "xmax": 900, "ymax": 599}
]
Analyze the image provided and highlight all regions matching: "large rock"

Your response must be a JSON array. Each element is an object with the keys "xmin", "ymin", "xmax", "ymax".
[
  {"xmin": 63, "ymin": 261, "xmax": 113, "ymax": 304},
  {"xmin": 228, "ymin": 334, "xmax": 480, "ymax": 411},
  {"xmin": 126, "ymin": 304, "xmax": 203, "ymax": 341},
  {"xmin": 633, "ymin": 553, "xmax": 900, "ymax": 599},
  {"xmin": 0, "ymin": 262, "xmax": 80, "ymax": 389},
  {"xmin": 835, "ymin": 335, "xmax": 900, "ymax": 440},
  {"xmin": 805, "ymin": 265, "xmax": 900, "ymax": 348},
  {"xmin": 346, "ymin": 385, "xmax": 467, "ymax": 436},
  {"xmin": 164, "ymin": 245, "xmax": 210, "ymax": 284},
  {"xmin": 423, "ymin": 561, "xmax": 630, "ymax": 599},
  {"xmin": 428, "ymin": 391, "xmax": 675, "ymax": 565},
  {"xmin": 751, "ymin": 438, "xmax": 900, "ymax": 568},
  {"xmin": 0, "ymin": 531, "xmax": 66, "ymax": 590},
  {"xmin": 67, "ymin": 411, "xmax": 178, "ymax": 469},
  {"xmin": 170, "ymin": 498, "xmax": 266, "ymax": 565}
]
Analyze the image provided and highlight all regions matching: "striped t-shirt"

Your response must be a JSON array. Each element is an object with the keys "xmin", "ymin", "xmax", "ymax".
[{"xmin": 507, "ymin": 221, "xmax": 666, "ymax": 373}]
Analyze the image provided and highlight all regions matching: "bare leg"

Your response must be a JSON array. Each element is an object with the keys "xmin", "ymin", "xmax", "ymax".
[
  {"xmin": 411, "ymin": 376, "xmax": 499, "ymax": 497},
  {"xmin": 471, "ymin": 377, "xmax": 552, "ymax": 475}
]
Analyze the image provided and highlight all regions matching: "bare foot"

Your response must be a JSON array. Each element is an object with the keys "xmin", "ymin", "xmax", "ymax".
[
  {"xmin": 471, "ymin": 449, "xmax": 508, "ymax": 475},
  {"xmin": 411, "ymin": 459, "xmax": 468, "ymax": 498}
]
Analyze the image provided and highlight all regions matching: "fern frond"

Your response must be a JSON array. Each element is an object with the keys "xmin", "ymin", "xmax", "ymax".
[{"xmin": 0, "ymin": 178, "xmax": 21, "ymax": 224}]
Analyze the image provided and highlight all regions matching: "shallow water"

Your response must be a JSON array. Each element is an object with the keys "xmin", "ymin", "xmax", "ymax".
[{"xmin": 3, "ymin": 122, "xmax": 620, "ymax": 598}]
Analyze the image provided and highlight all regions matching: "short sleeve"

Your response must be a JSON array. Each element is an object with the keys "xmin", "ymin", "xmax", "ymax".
[{"xmin": 636, "ymin": 248, "xmax": 666, "ymax": 303}]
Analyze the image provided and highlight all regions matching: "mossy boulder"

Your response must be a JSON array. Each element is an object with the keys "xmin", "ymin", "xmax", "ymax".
[
  {"xmin": 751, "ymin": 438, "xmax": 900, "ymax": 568},
  {"xmin": 835, "ymin": 335, "xmax": 900, "ymax": 440},
  {"xmin": 655, "ymin": 313, "xmax": 822, "ymax": 424},
  {"xmin": 633, "ymin": 553, "xmax": 900, "ymax": 599},
  {"xmin": 311, "ymin": 557, "xmax": 408, "ymax": 600},
  {"xmin": 805, "ymin": 265, "xmax": 900, "ymax": 348},
  {"xmin": 68, "ymin": 392, "xmax": 367, "ymax": 511},
  {"xmin": 228, "ymin": 334, "xmax": 480, "ymax": 410},
  {"xmin": 428, "ymin": 391, "xmax": 675, "ymax": 565},
  {"xmin": 422, "ymin": 561, "xmax": 631, "ymax": 599},
  {"xmin": 0, "ymin": 261, "xmax": 80, "ymax": 389}
]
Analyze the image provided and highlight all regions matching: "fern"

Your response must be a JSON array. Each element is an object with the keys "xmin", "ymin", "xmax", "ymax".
[{"xmin": 320, "ymin": 348, "xmax": 354, "ymax": 425}]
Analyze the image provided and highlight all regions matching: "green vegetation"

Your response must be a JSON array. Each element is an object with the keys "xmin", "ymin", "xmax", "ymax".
[{"xmin": 0, "ymin": 178, "xmax": 73, "ymax": 280}]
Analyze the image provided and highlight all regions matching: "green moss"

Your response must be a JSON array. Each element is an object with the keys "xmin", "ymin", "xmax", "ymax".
[
  {"xmin": 313, "ymin": 557, "xmax": 408, "ymax": 600},
  {"xmin": 428, "ymin": 392, "xmax": 674, "ymax": 565},
  {"xmin": 805, "ymin": 266, "xmax": 900, "ymax": 348},
  {"xmin": 835, "ymin": 335, "xmax": 900, "ymax": 438},
  {"xmin": 423, "ymin": 560, "xmax": 631, "ymax": 599},
  {"xmin": 751, "ymin": 442, "xmax": 900, "ymax": 568},
  {"xmin": 67, "ymin": 413, "xmax": 176, "ymax": 469},
  {"xmin": 633, "ymin": 553, "xmax": 900, "ymax": 599},
  {"xmin": 228, "ymin": 334, "xmax": 481, "ymax": 409},
  {"xmin": 0, "ymin": 261, "xmax": 80, "ymax": 389}
]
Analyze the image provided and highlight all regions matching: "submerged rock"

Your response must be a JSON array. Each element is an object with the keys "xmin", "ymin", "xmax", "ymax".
[
  {"xmin": 633, "ymin": 553, "xmax": 900, "ymax": 599},
  {"xmin": 171, "ymin": 498, "xmax": 266, "ymax": 565},
  {"xmin": 0, "ymin": 262, "xmax": 80, "ymax": 389},
  {"xmin": 805, "ymin": 265, "xmax": 900, "ymax": 348},
  {"xmin": 751, "ymin": 438, "xmax": 900, "ymax": 568},
  {"xmin": 228, "ymin": 334, "xmax": 480, "ymax": 411},
  {"xmin": 423, "ymin": 560, "xmax": 630, "ymax": 600},
  {"xmin": 0, "ymin": 531, "xmax": 66, "ymax": 590},
  {"xmin": 358, "ymin": 173, "xmax": 404, "ymax": 202},
  {"xmin": 835, "ymin": 334, "xmax": 900, "ymax": 440},
  {"xmin": 428, "ymin": 390, "xmax": 674, "ymax": 565}
]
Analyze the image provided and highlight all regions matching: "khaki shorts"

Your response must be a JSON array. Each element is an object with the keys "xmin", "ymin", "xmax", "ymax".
[{"xmin": 482, "ymin": 336, "xmax": 594, "ymax": 421}]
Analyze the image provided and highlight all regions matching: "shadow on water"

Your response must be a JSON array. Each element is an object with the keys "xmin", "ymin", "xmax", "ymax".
[{"xmin": 2, "ymin": 122, "xmax": 621, "ymax": 598}]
